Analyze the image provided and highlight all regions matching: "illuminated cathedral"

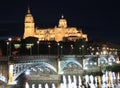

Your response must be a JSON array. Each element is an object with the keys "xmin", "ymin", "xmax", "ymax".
[{"xmin": 23, "ymin": 8, "xmax": 88, "ymax": 42}]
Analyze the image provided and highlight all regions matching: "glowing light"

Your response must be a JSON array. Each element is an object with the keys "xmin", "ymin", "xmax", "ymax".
[
  {"xmin": 81, "ymin": 45, "xmax": 84, "ymax": 48},
  {"xmin": 116, "ymin": 61, "xmax": 120, "ymax": 63},
  {"xmin": 8, "ymin": 37, "xmax": 12, "ymax": 41},
  {"xmin": 109, "ymin": 62, "xmax": 112, "ymax": 65},
  {"xmin": 84, "ymin": 67, "xmax": 88, "ymax": 70},
  {"xmin": 26, "ymin": 44, "xmax": 34, "ymax": 49},
  {"xmin": 25, "ymin": 70, "xmax": 30, "ymax": 75},
  {"xmin": 94, "ymin": 62, "xmax": 97, "ymax": 65},
  {"xmin": 14, "ymin": 44, "xmax": 21, "ymax": 49},
  {"xmin": 90, "ymin": 62, "xmax": 92, "ymax": 65},
  {"xmin": 101, "ymin": 61, "xmax": 104, "ymax": 64},
  {"xmin": 103, "ymin": 51, "xmax": 107, "ymax": 55},
  {"xmin": 86, "ymin": 62, "xmax": 88, "ymax": 65},
  {"xmin": 38, "ymin": 84, "xmax": 42, "ymax": 88},
  {"xmin": 96, "ymin": 52, "xmax": 99, "ymax": 55},
  {"xmin": 9, "ymin": 65, "xmax": 13, "ymax": 73},
  {"xmin": 45, "ymin": 83, "xmax": 49, "ymax": 88},
  {"xmin": 52, "ymin": 83, "xmax": 56, "ymax": 88},
  {"xmin": 25, "ymin": 82, "xmax": 30, "ymax": 88},
  {"xmin": 32, "ymin": 84, "xmax": 35, "ymax": 88}
]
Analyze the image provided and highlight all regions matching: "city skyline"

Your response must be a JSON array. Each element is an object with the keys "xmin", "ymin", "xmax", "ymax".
[{"xmin": 0, "ymin": 0, "xmax": 120, "ymax": 43}]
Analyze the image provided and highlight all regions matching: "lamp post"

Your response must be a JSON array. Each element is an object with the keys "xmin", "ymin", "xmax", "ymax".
[
  {"xmin": 71, "ymin": 44, "xmax": 73, "ymax": 54},
  {"xmin": 8, "ymin": 38, "xmax": 12, "ymax": 56},
  {"xmin": 6, "ymin": 42, "xmax": 9, "ymax": 56},
  {"xmin": 81, "ymin": 45, "xmax": 84, "ymax": 54},
  {"xmin": 37, "ymin": 41, "xmax": 39, "ymax": 55},
  {"xmin": 57, "ymin": 42, "xmax": 60, "ymax": 57},
  {"xmin": 79, "ymin": 47, "xmax": 81, "ymax": 55},
  {"xmin": 60, "ymin": 45, "xmax": 63, "ymax": 56},
  {"xmin": 48, "ymin": 45, "xmax": 51, "ymax": 56}
]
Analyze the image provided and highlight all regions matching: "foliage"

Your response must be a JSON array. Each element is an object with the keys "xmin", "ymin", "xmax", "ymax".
[
  {"xmin": 106, "ymin": 64, "xmax": 120, "ymax": 72},
  {"xmin": 85, "ymin": 71, "xmax": 103, "ymax": 76}
]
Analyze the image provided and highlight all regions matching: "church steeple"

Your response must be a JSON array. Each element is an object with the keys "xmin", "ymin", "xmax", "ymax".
[
  {"xmin": 61, "ymin": 14, "xmax": 64, "ymax": 19},
  {"xmin": 23, "ymin": 7, "xmax": 35, "ymax": 39},
  {"xmin": 24, "ymin": 6, "xmax": 34, "ymax": 23},
  {"xmin": 27, "ymin": 6, "xmax": 30, "ymax": 14}
]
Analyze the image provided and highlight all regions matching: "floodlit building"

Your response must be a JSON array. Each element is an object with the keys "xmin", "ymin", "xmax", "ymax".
[{"xmin": 23, "ymin": 7, "xmax": 88, "ymax": 42}]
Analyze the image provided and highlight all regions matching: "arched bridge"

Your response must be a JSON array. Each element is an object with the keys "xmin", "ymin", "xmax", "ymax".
[{"xmin": 0, "ymin": 54, "xmax": 119, "ymax": 86}]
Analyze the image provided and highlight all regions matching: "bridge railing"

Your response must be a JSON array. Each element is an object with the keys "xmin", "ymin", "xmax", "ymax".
[
  {"xmin": 13, "ymin": 55, "xmax": 58, "ymax": 60},
  {"xmin": 12, "ymin": 55, "xmax": 107, "ymax": 61}
]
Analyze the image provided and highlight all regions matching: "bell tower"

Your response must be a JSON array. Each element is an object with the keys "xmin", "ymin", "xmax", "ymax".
[
  {"xmin": 58, "ymin": 15, "xmax": 67, "ymax": 28},
  {"xmin": 55, "ymin": 15, "xmax": 67, "ymax": 42},
  {"xmin": 23, "ymin": 7, "xmax": 35, "ymax": 39}
]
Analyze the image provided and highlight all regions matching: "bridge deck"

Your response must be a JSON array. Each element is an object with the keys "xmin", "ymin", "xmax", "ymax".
[{"xmin": 0, "ymin": 54, "xmax": 108, "ymax": 61}]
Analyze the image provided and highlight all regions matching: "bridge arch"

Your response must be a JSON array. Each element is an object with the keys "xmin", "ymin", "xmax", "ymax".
[
  {"xmin": 84, "ymin": 57, "xmax": 98, "ymax": 67},
  {"xmin": 108, "ymin": 55, "xmax": 116, "ymax": 63},
  {"xmin": 60, "ymin": 58, "xmax": 83, "ymax": 73},
  {"xmin": 99, "ymin": 56, "xmax": 108, "ymax": 65},
  {"xmin": 13, "ymin": 62, "xmax": 57, "ymax": 80}
]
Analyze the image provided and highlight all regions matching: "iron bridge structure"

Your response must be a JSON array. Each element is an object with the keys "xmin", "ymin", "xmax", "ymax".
[{"xmin": 0, "ymin": 54, "xmax": 119, "ymax": 88}]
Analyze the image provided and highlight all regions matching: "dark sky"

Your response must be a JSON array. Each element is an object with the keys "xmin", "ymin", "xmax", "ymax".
[{"xmin": 0, "ymin": 0, "xmax": 120, "ymax": 43}]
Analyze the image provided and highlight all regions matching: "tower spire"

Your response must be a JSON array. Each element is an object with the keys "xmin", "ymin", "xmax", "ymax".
[
  {"xmin": 27, "ymin": 6, "xmax": 30, "ymax": 13},
  {"xmin": 61, "ymin": 14, "xmax": 64, "ymax": 19},
  {"xmin": 58, "ymin": 14, "xmax": 67, "ymax": 28}
]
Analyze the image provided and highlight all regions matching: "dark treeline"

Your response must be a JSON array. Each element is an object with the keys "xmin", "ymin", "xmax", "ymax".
[{"xmin": 0, "ymin": 37, "xmax": 119, "ymax": 56}]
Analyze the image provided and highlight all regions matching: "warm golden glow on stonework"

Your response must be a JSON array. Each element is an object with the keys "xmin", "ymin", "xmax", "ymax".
[{"xmin": 23, "ymin": 8, "xmax": 88, "ymax": 42}]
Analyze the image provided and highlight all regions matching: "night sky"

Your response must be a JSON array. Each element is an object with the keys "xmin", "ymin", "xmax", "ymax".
[{"xmin": 0, "ymin": 0, "xmax": 120, "ymax": 43}]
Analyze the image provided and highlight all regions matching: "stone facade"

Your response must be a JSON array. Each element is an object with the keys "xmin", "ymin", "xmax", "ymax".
[{"xmin": 23, "ymin": 7, "xmax": 88, "ymax": 42}]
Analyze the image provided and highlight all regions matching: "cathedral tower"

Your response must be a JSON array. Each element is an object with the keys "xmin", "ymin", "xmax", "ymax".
[
  {"xmin": 58, "ymin": 15, "xmax": 67, "ymax": 28},
  {"xmin": 23, "ymin": 7, "xmax": 35, "ymax": 39},
  {"xmin": 55, "ymin": 15, "xmax": 67, "ymax": 42}
]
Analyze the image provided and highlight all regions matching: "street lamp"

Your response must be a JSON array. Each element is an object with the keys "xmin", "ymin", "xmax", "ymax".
[
  {"xmin": 70, "ymin": 45, "xmax": 73, "ymax": 54},
  {"xmin": 96, "ymin": 52, "xmax": 99, "ymax": 55},
  {"xmin": 103, "ymin": 50, "xmax": 107, "ymax": 55},
  {"xmin": 8, "ymin": 38, "xmax": 12, "ymax": 56},
  {"xmin": 57, "ymin": 42, "xmax": 60, "ymax": 57},
  {"xmin": 48, "ymin": 45, "xmax": 51, "ymax": 56},
  {"xmin": 91, "ymin": 48, "xmax": 94, "ymax": 55},
  {"xmin": 60, "ymin": 45, "xmax": 63, "ymax": 56},
  {"xmin": 79, "ymin": 47, "xmax": 81, "ymax": 55},
  {"xmin": 37, "ymin": 41, "xmax": 39, "ymax": 55},
  {"xmin": 81, "ymin": 45, "xmax": 84, "ymax": 55},
  {"xmin": 6, "ymin": 41, "xmax": 9, "ymax": 56}
]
